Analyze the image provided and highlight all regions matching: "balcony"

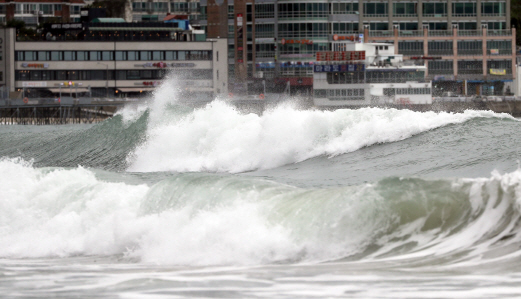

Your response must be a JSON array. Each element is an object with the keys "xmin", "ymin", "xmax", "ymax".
[{"xmin": 487, "ymin": 30, "xmax": 512, "ymax": 36}]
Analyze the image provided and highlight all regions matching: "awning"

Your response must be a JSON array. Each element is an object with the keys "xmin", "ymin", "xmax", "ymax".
[
  {"xmin": 117, "ymin": 88, "xmax": 155, "ymax": 93},
  {"xmin": 48, "ymin": 88, "xmax": 89, "ymax": 93}
]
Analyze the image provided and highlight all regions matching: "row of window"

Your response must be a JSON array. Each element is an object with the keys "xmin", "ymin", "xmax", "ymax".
[
  {"xmin": 15, "ymin": 51, "xmax": 212, "ymax": 62},
  {"xmin": 399, "ymin": 40, "xmax": 511, "ymax": 54},
  {"xmin": 364, "ymin": 2, "xmax": 505, "ymax": 17},
  {"xmin": 428, "ymin": 60, "xmax": 512, "ymax": 73},
  {"xmin": 368, "ymin": 21, "xmax": 505, "ymax": 31},
  {"xmin": 15, "ymin": 69, "xmax": 213, "ymax": 81},
  {"xmin": 131, "ymin": 2, "xmax": 199, "ymax": 13},
  {"xmin": 0, "ymin": 4, "xmax": 84, "ymax": 15},
  {"xmin": 314, "ymin": 89, "xmax": 366, "ymax": 99}
]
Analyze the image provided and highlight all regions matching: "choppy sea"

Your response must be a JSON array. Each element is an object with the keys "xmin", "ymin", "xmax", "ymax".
[{"xmin": 1, "ymin": 79, "xmax": 521, "ymax": 298}]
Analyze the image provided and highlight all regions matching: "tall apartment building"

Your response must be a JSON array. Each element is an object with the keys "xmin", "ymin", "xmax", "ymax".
[
  {"xmin": 200, "ymin": 0, "xmax": 515, "ymax": 96},
  {"xmin": 0, "ymin": 0, "xmax": 86, "ymax": 25},
  {"xmin": 101, "ymin": 0, "xmax": 201, "ymax": 22}
]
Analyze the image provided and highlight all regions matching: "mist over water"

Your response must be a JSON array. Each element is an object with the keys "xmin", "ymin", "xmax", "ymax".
[{"xmin": 2, "ymin": 76, "xmax": 521, "ymax": 298}]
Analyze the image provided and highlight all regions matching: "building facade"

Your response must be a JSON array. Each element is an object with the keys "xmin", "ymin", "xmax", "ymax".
[
  {"xmin": 0, "ymin": 0, "xmax": 86, "ymax": 25},
  {"xmin": 200, "ymin": 0, "xmax": 515, "ymax": 96},
  {"xmin": 0, "ymin": 28, "xmax": 228, "ymax": 100}
]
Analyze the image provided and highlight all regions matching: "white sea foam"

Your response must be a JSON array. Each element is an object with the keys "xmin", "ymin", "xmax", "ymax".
[
  {"xmin": 2, "ymin": 157, "xmax": 521, "ymax": 267},
  {"xmin": 128, "ymin": 99, "xmax": 512, "ymax": 173},
  {"xmin": 0, "ymin": 158, "xmax": 298, "ymax": 264}
]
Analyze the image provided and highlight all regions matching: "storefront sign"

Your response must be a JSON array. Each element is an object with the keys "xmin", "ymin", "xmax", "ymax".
[
  {"xmin": 51, "ymin": 23, "xmax": 83, "ymax": 29},
  {"xmin": 171, "ymin": 63, "xmax": 195, "ymax": 68},
  {"xmin": 22, "ymin": 82, "xmax": 47, "ymax": 87},
  {"xmin": 21, "ymin": 63, "xmax": 49, "ymax": 68},
  {"xmin": 314, "ymin": 64, "xmax": 365, "ymax": 72},
  {"xmin": 490, "ymin": 69, "xmax": 506, "ymax": 75},
  {"xmin": 143, "ymin": 81, "xmax": 160, "ymax": 86},
  {"xmin": 281, "ymin": 39, "xmax": 313, "ymax": 45},
  {"xmin": 332, "ymin": 35, "xmax": 363, "ymax": 43}
]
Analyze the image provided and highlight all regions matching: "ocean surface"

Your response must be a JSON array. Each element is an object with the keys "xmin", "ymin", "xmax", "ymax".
[{"xmin": 1, "ymin": 80, "xmax": 521, "ymax": 298}]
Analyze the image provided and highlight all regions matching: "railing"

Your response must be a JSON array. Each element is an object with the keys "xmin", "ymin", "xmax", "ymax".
[
  {"xmin": 363, "ymin": 14, "xmax": 388, "ymax": 17},
  {"xmin": 428, "ymin": 30, "xmax": 454, "ymax": 36},
  {"xmin": 369, "ymin": 31, "xmax": 394, "ymax": 37},
  {"xmin": 399, "ymin": 30, "xmax": 424, "ymax": 37},
  {"xmin": 481, "ymin": 13, "xmax": 506, "ymax": 17},
  {"xmin": 393, "ymin": 13, "xmax": 418, "ymax": 17},
  {"xmin": 458, "ymin": 30, "xmax": 482, "ymax": 36},
  {"xmin": 452, "ymin": 13, "xmax": 477, "ymax": 17},
  {"xmin": 422, "ymin": 13, "xmax": 448, "ymax": 17},
  {"xmin": 487, "ymin": 30, "xmax": 511, "ymax": 36}
]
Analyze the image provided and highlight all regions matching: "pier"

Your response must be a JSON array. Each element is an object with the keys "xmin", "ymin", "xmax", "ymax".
[{"xmin": 0, "ymin": 97, "xmax": 126, "ymax": 125}]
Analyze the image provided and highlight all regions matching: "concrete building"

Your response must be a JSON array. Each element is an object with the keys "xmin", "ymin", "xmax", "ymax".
[
  {"xmin": 0, "ymin": 26, "xmax": 228, "ymax": 100},
  {"xmin": 0, "ymin": 0, "xmax": 86, "ymax": 25},
  {"xmin": 200, "ymin": 0, "xmax": 515, "ymax": 96}
]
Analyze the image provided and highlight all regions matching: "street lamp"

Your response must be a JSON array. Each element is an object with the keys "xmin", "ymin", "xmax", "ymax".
[
  {"xmin": 59, "ymin": 82, "xmax": 64, "ymax": 101},
  {"xmin": 97, "ymin": 62, "xmax": 109, "ymax": 98}
]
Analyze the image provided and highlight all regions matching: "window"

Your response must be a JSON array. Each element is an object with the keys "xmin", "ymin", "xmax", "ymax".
[
  {"xmin": 398, "ymin": 41, "xmax": 424, "ymax": 55},
  {"xmin": 255, "ymin": 3, "xmax": 275, "ymax": 18},
  {"xmin": 364, "ymin": 3, "xmax": 388, "ymax": 17},
  {"xmin": 140, "ymin": 51, "xmax": 150, "ymax": 60},
  {"xmin": 369, "ymin": 23, "xmax": 389, "ymax": 30},
  {"xmin": 393, "ymin": 3, "xmax": 417, "ymax": 17},
  {"xmin": 422, "ymin": 2, "xmax": 447, "ymax": 17},
  {"xmin": 426, "ymin": 22, "xmax": 448, "ymax": 30},
  {"xmin": 428, "ymin": 41, "xmax": 453, "ymax": 55},
  {"xmin": 331, "ymin": 2, "xmax": 359, "ymax": 14},
  {"xmin": 458, "ymin": 41, "xmax": 483, "ymax": 55},
  {"xmin": 51, "ymin": 51, "xmax": 62, "ymax": 61},
  {"xmin": 165, "ymin": 51, "xmax": 176, "ymax": 60},
  {"xmin": 458, "ymin": 60, "xmax": 482, "ymax": 74},
  {"xmin": 452, "ymin": 2, "xmax": 476, "ymax": 16},
  {"xmin": 481, "ymin": 2, "xmax": 506, "ymax": 16},
  {"xmin": 399, "ymin": 22, "xmax": 419, "ymax": 30},
  {"xmin": 64, "ymin": 51, "xmax": 74, "ymax": 61},
  {"xmin": 333, "ymin": 23, "xmax": 359, "ymax": 34},
  {"xmin": 77, "ymin": 51, "xmax": 87, "ymax": 61}
]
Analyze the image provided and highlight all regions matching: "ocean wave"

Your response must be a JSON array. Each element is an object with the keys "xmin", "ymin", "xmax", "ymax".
[
  {"xmin": 127, "ymin": 100, "xmax": 513, "ymax": 173},
  {"xmin": 2, "ymin": 157, "xmax": 521, "ymax": 268}
]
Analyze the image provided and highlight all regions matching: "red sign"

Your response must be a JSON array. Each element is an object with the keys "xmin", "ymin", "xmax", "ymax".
[
  {"xmin": 281, "ymin": 39, "xmax": 313, "ymax": 45},
  {"xmin": 143, "ymin": 81, "xmax": 159, "ymax": 86},
  {"xmin": 316, "ymin": 51, "xmax": 366, "ymax": 61}
]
